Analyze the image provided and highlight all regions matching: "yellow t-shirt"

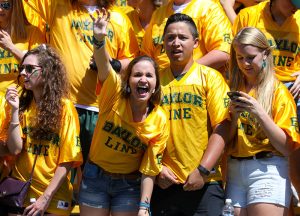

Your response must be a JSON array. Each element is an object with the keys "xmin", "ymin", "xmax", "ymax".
[
  {"xmin": 11, "ymin": 99, "xmax": 82, "ymax": 215},
  {"xmin": 233, "ymin": 1, "xmax": 300, "ymax": 82},
  {"xmin": 89, "ymin": 70, "xmax": 169, "ymax": 176},
  {"xmin": 160, "ymin": 62, "xmax": 230, "ymax": 183},
  {"xmin": 141, "ymin": 0, "xmax": 232, "ymax": 70},
  {"xmin": 230, "ymin": 82, "xmax": 300, "ymax": 157},
  {"xmin": 23, "ymin": 0, "xmax": 139, "ymax": 107},
  {"xmin": 0, "ymin": 25, "xmax": 45, "ymax": 94},
  {"xmin": 126, "ymin": 9, "xmax": 144, "ymax": 49}
]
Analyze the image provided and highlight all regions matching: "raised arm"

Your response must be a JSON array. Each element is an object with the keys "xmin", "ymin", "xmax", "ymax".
[
  {"xmin": 0, "ymin": 30, "xmax": 25, "ymax": 62},
  {"xmin": 91, "ymin": 8, "xmax": 112, "ymax": 83},
  {"xmin": 5, "ymin": 86, "xmax": 23, "ymax": 155}
]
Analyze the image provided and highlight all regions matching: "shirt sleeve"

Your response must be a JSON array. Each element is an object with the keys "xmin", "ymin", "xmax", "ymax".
[
  {"xmin": 273, "ymin": 84, "xmax": 300, "ymax": 149},
  {"xmin": 58, "ymin": 100, "xmax": 82, "ymax": 168},
  {"xmin": 205, "ymin": 68, "xmax": 230, "ymax": 127},
  {"xmin": 139, "ymin": 109, "xmax": 169, "ymax": 176},
  {"xmin": 95, "ymin": 69, "xmax": 122, "ymax": 114}
]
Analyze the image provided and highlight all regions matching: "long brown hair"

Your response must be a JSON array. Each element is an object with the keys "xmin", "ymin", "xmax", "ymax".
[
  {"xmin": 19, "ymin": 44, "xmax": 69, "ymax": 140},
  {"xmin": 10, "ymin": 0, "xmax": 30, "ymax": 41}
]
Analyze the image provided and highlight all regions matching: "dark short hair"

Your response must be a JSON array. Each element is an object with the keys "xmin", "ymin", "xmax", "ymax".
[{"xmin": 163, "ymin": 13, "xmax": 199, "ymax": 39}]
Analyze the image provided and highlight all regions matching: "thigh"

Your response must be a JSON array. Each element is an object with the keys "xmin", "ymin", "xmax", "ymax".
[
  {"xmin": 247, "ymin": 157, "xmax": 292, "ymax": 208},
  {"xmin": 247, "ymin": 203, "xmax": 288, "ymax": 216},
  {"xmin": 110, "ymin": 177, "xmax": 141, "ymax": 213},
  {"xmin": 80, "ymin": 205, "xmax": 110, "ymax": 216},
  {"xmin": 225, "ymin": 158, "xmax": 248, "ymax": 208},
  {"xmin": 193, "ymin": 183, "xmax": 224, "ymax": 216},
  {"xmin": 78, "ymin": 161, "xmax": 110, "ymax": 209}
]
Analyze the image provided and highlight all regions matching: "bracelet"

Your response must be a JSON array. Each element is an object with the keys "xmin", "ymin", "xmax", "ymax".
[
  {"xmin": 93, "ymin": 36, "xmax": 105, "ymax": 49},
  {"xmin": 10, "ymin": 121, "xmax": 20, "ymax": 126},
  {"xmin": 197, "ymin": 165, "xmax": 210, "ymax": 176},
  {"xmin": 139, "ymin": 202, "xmax": 151, "ymax": 215}
]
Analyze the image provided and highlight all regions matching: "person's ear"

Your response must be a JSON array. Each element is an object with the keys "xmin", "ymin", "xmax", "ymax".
[{"xmin": 193, "ymin": 38, "xmax": 199, "ymax": 49}]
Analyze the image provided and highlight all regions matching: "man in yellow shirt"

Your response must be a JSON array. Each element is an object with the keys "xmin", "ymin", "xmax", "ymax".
[
  {"xmin": 141, "ymin": 0, "xmax": 232, "ymax": 71},
  {"xmin": 151, "ymin": 13, "xmax": 230, "ymax": 215}
]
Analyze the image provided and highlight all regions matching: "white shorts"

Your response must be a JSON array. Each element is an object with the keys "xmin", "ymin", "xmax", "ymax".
[{"xmin": 225, "ymin": 156, "xmax": 292, "ymax": 208}]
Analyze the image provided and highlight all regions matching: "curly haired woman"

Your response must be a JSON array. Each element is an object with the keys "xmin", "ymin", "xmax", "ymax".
[{"xmin": 5, "ymin": 44, "xmax": 82, "ymax": 216}]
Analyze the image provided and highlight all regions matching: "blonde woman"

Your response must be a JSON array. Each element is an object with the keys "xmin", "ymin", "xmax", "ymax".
[{"xmin": 226, "ymin": 27, "xmax": 300, "ymax": 216}]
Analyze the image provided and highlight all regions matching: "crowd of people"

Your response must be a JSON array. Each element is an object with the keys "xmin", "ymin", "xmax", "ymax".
[{"xmin": 0, "ymin": 0, "xmax": 300, "ymax": 216}]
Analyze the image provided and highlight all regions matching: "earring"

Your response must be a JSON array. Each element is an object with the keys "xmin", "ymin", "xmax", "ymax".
[
  {"xmin": 262, "ymin": 59, "xmax": 266, "ymax": 69},
  {"xmin": 152, "ymin": 89, "xmax": 155, "ymax": 94},
  {"xmin": 126, "ymin": 86, "xmax": 131, "ymax": 93}
]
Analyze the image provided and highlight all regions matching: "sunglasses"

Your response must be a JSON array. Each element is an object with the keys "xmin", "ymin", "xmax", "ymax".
[
  {"xmin": 292, "ymin": 0, "xmax": 300, "ymax": 9},
  {"xmin": 0, "ymin": 2, "xmax": 11, "ymax": 10},
  {"xmin": 19, "ymin": 64, "xmax": 43, "ymax": 75}
]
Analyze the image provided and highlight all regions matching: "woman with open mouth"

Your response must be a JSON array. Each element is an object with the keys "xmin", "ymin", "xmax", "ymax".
[{"xmin": 78, "ymin": 7, "xmax": 169, "ymax": 216}]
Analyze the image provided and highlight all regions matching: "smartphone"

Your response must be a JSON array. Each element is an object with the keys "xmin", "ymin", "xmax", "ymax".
[{"xmin": 227, "ymin": 91, "xmax": 241, "ymax": 101}]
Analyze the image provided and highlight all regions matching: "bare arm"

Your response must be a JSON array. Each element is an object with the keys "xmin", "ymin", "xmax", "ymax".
[
  {"xmin": 91, "ymin": 8, "xmax": 113, "ymax": 82},
  {"xmin": 119, "ymin": 58, "xmax": 130, "ymax": 74},
  {"xmin": 23, "ymin": 162, "xmax": 73, "ymax": 215},
  {"xmin": 0, "ymin": 30, "xmax": 24, "ymax": 62},
  {"xmin": 183, "ymin": 120, "xmax": 229, "ymax": 191},
  {"xmin": 6, "ymin": 87, "xmax": 22, "ymax": 155},
  {"xmin": 196, "ymin": 50, "xmax": 229, "ymax": 71},
  {"xmin": 199, "ymin": 120, "xmax": 230, "ymax": 171},
  {"xmin": 138, "ymin": 175, "xmax": 155, "ymax": 216},
  {"xmin": 219, "ymin": 0, "xmax": 237, "ymax": 24}
]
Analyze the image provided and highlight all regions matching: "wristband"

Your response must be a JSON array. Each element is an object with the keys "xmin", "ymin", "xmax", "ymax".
[
  {"xmin": 197, "ymin": 165, "xmax": 210, "ymax": 176},
  {"xmin": 10, "ymin": 121, "xmax": 20, "ymax": 126},
  {"xmin": 139, "ymin": 202, "xmax": 151, "ymax": 215},
  {"xmin": 93, "ymin": 36, "xmax": 105, "ymax": 49},
  {"xmin": 110, "ymin": 58, "xmax": 122, "ymax": 73}
]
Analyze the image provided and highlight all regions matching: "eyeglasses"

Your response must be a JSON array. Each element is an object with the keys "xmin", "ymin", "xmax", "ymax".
[
  {"xmin": 19, "ymin": 64, "xmax": 43, "ymax": 75},
  {"xmin": 291, "ymin": 0, "xmax": 300, "ymax": 9},
  {"xmin": 0, "ymin": 2, "xmax": 11, "ymax": 10}
]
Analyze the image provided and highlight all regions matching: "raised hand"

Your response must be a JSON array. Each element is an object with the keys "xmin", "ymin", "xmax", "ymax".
[
  {"xmin": 0, "ymin": 30, "xmax": 14, "ymax": 51},
  {"xmin": 90, "ymin": 8, "xmax": 110, "ymax": 42},
  {"xmin": 5, "ymin": 86, "xmax": 19, "ymax": 110}
]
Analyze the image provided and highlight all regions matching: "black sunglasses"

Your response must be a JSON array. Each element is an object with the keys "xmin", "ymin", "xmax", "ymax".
[
  {"xmin": 19, "ymin": 64, "xmax": 43, "ymax": 74},
  {"xmin": 0, "ymin": 2, "xmax": 11, "ymax": 10}
]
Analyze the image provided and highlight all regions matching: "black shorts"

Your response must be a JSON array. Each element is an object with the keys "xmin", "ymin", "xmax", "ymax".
[{"xmin": 151, "ymin": 182, "xmax": 224, "ymax": 216}]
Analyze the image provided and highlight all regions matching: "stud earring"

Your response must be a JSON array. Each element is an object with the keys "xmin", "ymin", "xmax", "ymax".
[
  {"xmin": 126, "ymin": 86, "xmax": 131, "ymax": 93},
  {"xmin": 262, "ymin": 59, "xmax": 266, "ymax": 69}
]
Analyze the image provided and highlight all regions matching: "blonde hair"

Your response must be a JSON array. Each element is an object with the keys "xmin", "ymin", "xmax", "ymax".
[
  {"xmin": 229, "ymin": 27, "xmax": 277, "ymax": 117},
  {"xmin": 10, "ymin": 0, "xmax": 29, "ymax": 41}
]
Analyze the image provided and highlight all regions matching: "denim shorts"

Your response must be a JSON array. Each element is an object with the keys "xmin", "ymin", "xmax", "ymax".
[
  {"xmin": 78, "ymin": 161, "xmax": 141, "ymax": 212},
  {"xmin": 225, "ymin": 156, "xmax": 292, "ymax": 208}
]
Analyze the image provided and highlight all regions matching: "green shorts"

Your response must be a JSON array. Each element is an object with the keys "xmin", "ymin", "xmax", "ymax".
[{"xmin": 76, "ymin": 107, "xmax": 98, "ymax": 166}]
